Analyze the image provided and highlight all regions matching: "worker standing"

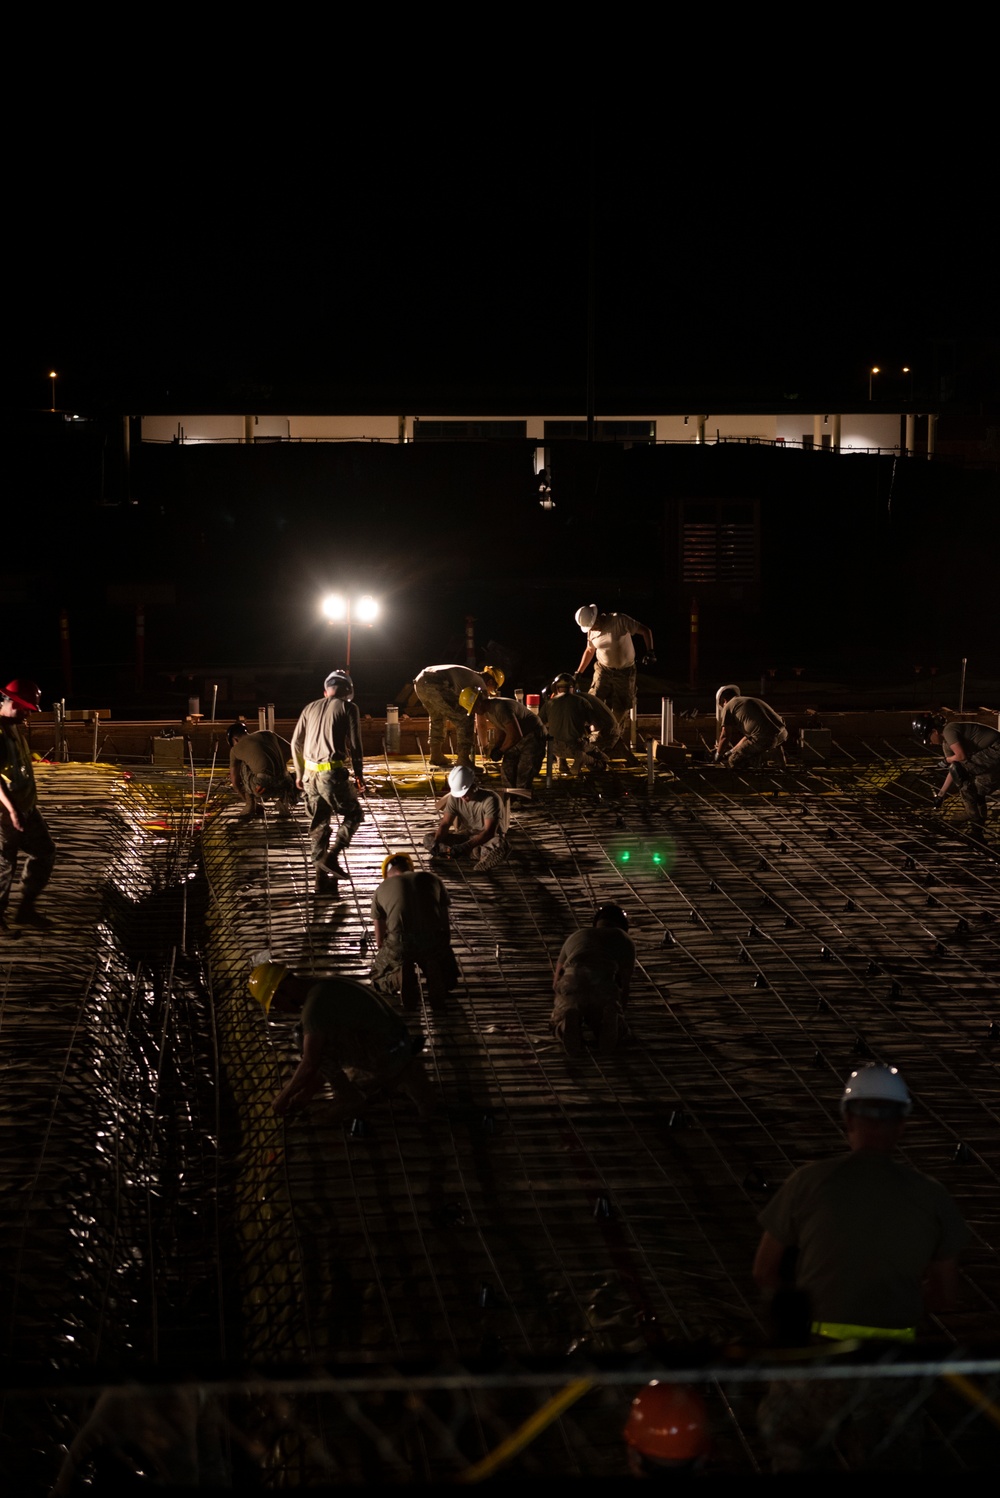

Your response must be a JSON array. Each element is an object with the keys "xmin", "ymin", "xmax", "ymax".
[
  {"xmin": 551, "ymin": 903, "xmax": 635, "ymax": 1056},
  {"xmin": 914, "ymin": 712, "xmax": 999, "ymax": 834},
  {"xmin": 291, "ymin": 670, "xmax": 365, "ymax": 892},
  {"xmin": 424, "ymin": 765, "xmax": 508, "ymax": 871},
  {"xmin": 575, "ymin": 604, "xmax": 654, "ymax": 763},
  {"xmin": 369, "ymin": 852, "xmax": 459, "ymax": 1011},
  {"xmin": 249, "ymin": 962, "xmax": 436, "ymax": 1118},
  {"xmin": 752, "ymin": 1063, "xmax": 969, "ymax": 1471},
  {"xmin": 226, "ymin": 721, "xmax": 296, "ymax": 820},
  {"xmin": 459, "ymin": 687, "xmax": 545, "ymax": 794},
  {"xmin": 0, "ymin": 678, "xmax": 56, "ymax": 932},
  {"xmin": 413, "ymin": 663, "xmax": 504, "ymax": 769},
  {"xmin": 714, "ymin": 686, "xmax": 787, "ymax": 769}
]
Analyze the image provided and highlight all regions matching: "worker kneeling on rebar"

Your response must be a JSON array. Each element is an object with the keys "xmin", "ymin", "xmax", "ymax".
[
  {"xmin": 459, "ymin": 685, "xmax": 545, "ymax": 793},
  {"xmin": 249, "ymin": 962, "xmax": 437, "ymax": 1119},
  {"xmin": 226, "ymin": 721, "xmax": 298, "ymax": 821},
  {"xmin": 424, "ymin": 765, "xmax": 509, "ymax": 871},
  {"xmin": 551, "ymin": 903, "xmax": 635, "ymax": 1056},
  {"xmin": 914, "ymin": 712, "xmax": 999, "ymax": 835},
  {"xmin": 369, "ymin": 852, "xmax": 459, "ymax": 1012},
  {"xmin": 714, "ymin": 685, "xmax": 787, "ymax": 769},
  {"xmin": 539, "ymin": 672, "xmax": 617, "ymax": 776}
]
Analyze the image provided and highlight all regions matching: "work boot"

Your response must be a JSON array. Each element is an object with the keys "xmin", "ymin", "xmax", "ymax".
[
  {"xmin": 235, "ymin": 805, "xmax": 257, "ymax": 822},
  {"xmin": 12, "ymin": 901, "xmax": 52, "ymax": 931},
  {"xmin": 429, "ymin": 756, "xmax": 450, "ymax": 769},
  {"xmin": 326, "ymin": 850, "xmax": 349, "ymax": 878},
  {"xmin": 314, "ymin": 870, "xmax": 337, "ymax": 897}
]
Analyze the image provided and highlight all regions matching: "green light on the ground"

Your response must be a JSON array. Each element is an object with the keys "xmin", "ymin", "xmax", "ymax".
[
  {"xmin": 652, "ymin": 851, "xmax": 663, "ymax": 864},
  {"xmin": 620, "ymin": 850, "xmax": 631, "ymax": 862}
]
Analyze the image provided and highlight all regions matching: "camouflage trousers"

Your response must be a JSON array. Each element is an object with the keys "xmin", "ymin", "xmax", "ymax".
[
  {"xmin": 949, "ymin": 745, "xmax": 999, "ymax": 825},
  {"xmin": 728, "ymin": 725, "xmax": 788, "ymax": 769},
  {"xmin": 591, "ymin": 662, "xmax": 636, "ymax": 745},
  {"xmin": 551, "ymin": 972, "xmax": 622, "ymax": 1053},
  {"xmin": 370, "ymin": 932, "xmax": 459, "ymax": 1009},
  {"xmin": 304, "ymin": 769, "xmax": 363, "ymax": 868},
  {"xmin": 757, "ymin": 1370, "xmax": 927, "ymax": 1472},
  {"xmin": 0, "ymin": 807, "xmax": 56, "ymax": 917},
  {"xmin": 415, "ymin": 679, "xmax": 474, "ymax": 763},
  {"xmin": 500, "ymin": 732, "xmax": 545, "ymax": 789}
]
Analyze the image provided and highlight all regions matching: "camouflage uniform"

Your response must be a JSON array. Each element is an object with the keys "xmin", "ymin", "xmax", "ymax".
[
  {"xmin": 0, "ymin": 720, "xmax": 56, "ymax": 920},
  {"xmin": 482, "ymin": 698, "xmax": 545, "ymax": 790},
  {"xmin": 291, "ymin": 696, "xmax": 365, "ymax": 875},
  {"xmin": 722, "ymin": 695, "xmax": 788, "ymax": 769},
  {"xmin": 551, "ymin": 926, "xmax": 635, "ymax": 1054},
  {"xmin": 942, "ymin": 720, "xmax": 1000, "ymax": 827},
  {"xmin": 414, "ymin": 664, "xmax": 489, "ymax": 765},
  {"xmin": 369, "ymin": 870, "xmax": 459, "ymax": 1009}
]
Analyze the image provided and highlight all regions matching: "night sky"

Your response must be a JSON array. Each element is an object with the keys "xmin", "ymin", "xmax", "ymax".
[{"xmin": 17, "ymin": 47, "xmax": 997, "ymax": 418}]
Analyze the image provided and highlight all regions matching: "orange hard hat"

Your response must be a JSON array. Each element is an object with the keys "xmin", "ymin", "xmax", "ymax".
[{"xmin": 623, "ymin": 1383, "xmax": 709, "ymax": 1462}]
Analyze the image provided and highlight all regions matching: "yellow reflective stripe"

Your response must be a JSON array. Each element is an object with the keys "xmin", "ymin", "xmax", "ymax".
[
  {"xmin": 305, "ymin": 760, "xmax": 333, "ymax": 773},
  {"xmin": 812, "ymin": 1321, "xmax": 915, "ymax": 1342}
]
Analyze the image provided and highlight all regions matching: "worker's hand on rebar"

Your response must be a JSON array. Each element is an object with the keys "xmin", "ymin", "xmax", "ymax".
[{"xmin": 356, "ymin": 778, "xmax": 366, "ymax": 791}]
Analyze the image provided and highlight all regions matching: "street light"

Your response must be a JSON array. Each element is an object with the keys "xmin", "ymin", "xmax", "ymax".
[
  {"xmin": 49, "ymin": 371, "xmax": 57, "ymax": 410},
  {"xmin": 868, "ymin": 366, "xmax": 880, "ymax": 401},
  {"xmin": 321, "ymin": 592, "xmax": 379, "ymax": 669}
]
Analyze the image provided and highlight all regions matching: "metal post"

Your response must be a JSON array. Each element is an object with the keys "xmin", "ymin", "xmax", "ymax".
[
  {"xmin": 90, "ymin": 712, "xmax": 99, "ymax": 764},
  {"xmin": 661, "ymin": 695, "xmax": 673, "ymax": 747},
  {"xmin": 258, "ymin": 708, "xmax": 266, "ymax": 732},
  {"xmin": 210, "ymin": 683, "xmax": 218, "ymax": 722},
  {"xmin": 386, "ymin": 704, "xmax": 400, "ymax": 753},
  {"xmin": 545, "ymin": 738, "xmax": 553, "ymax": 793},
  {"xmin": 630, "ymin": 703, "xmax": 637, "ymax": 748},
  {"xmin": 958, "ymin": 658, "xmax": 967, "ymax": 714},
  {"xmin": 265, "ymin": 703, "xmax": 275, "ymax": 733},
  {"xmin": 646, "ymin": 739, "xmax": 656, "ymax": 789}
]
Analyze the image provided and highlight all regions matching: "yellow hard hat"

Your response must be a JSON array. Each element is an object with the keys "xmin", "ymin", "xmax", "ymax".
[
  {"xmin": 381, "ymin": 851, "xmax": 414, "ymax": 878},
  {"xmin": 458, "ymin": 685, "xmax": 482, "ymax": 716},
  {"xmin": 249, "ymin": 962, "xmax": 291, "ymax": 1013},
  {"xmin": 481, "ymin": 665, "xmax": 505, "ymax": 693}
]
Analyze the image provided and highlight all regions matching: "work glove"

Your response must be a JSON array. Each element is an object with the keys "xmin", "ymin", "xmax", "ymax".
[{"xmin": 644, "ymin": 651, "xmax": 657, "ymax": 667}]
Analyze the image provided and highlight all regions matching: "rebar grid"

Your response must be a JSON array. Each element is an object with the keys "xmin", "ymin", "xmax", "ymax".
[{"xmin": 1, "ymin": 751, "xmax": 997, "ymax": 1486}]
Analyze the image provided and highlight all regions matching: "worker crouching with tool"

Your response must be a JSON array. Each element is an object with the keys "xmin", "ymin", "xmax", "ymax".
[
  {"xmin": 714, "ymin": 685, "xmax": 787, "ymax": 769},
  {"xmin": 540, "ymin": 672, "xmax": 617, "ymax": 776},
  {"xmin": 249, "ymin": 962, "xmax": 437, "ymax": 1119},
  {"xmin": 551, "ymin": 903, "xmax": 635, "ymax": 1056},
  {"xmin": 369, "ymin": 852, "xmax": 459, "ymax": 1011},
  {"xmin": 424, "ymin": 766, "xmax": 508, "ymax": 871},
  {"xmin": 459, "ymin": 686, "xmax": 545, "ymax": 794},
  {"xmin": 226, "ymin": 721, "xmax": 297, "ymax": 820},
  {"xmin": 914, "ymin": 712, "xmax": 999, "ymax": 836}
]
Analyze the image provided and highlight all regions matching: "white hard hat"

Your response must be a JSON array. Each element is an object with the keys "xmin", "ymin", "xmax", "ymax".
[
  {"xmin": 575, "ymin": 604, "xmax": 598, "ymax": 630},
  {"xmin": 716, "ymin": 683, "xmax": 740, "ymax": 708},
  {"xmin": 840, "ymin": 1063, "xmax": 912, "ymax": 1116},
  {"xmin": 447, "ymin": 765, "xmax": 476, "ymax": 798}
]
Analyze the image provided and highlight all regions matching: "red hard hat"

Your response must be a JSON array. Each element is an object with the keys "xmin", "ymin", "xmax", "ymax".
[
  {"xmin": 623, "ymin": 1383, "xmax": 709, "ymax": 1462},
  {"xmin": 3, "ymin": 679, "xmax": 42, "ymax": 712}
]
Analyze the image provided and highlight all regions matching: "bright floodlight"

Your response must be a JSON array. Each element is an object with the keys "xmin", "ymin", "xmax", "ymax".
[
  {"xmin": 356, "ymin": 594, "xmax": 379, "ymax": 623},
  {"xmin": 321, "ymin": 593, "xmax": 347, "ymax": 621}
]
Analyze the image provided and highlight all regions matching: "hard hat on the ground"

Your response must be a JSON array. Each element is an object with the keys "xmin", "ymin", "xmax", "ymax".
[
  {"xmin": 458, "ymin": 686, "xmax": 484, "ymax": 716},
  {"xmin": 447, "ymin": 765, "xmax": 476, "ymax": 798},
  {"xmin": 3, "ymin": 679, "xmax": 42, "ymax": 712},
  {"xmin": 481, "ymin": 666, "xmax": 505, "ymax": 693},
  {"xmin": 381, "ymin": 851, "xmax": 414, "ymax": 878},
  {"xmin": 550, "ymin": 672, "xmax": 577, "ymax": 694},
  {"xmin": 912, "ymin": 712, "xmax": 944, "ymax": 744},
  {"xmin": 623, "ymin": 1383, "xmax": 709, "ymax": 1462},
  {"xmin": 324, "ymin": 670, "xmax": 354, "ymax": 698},
  {"xmin": 226, "ymin": 720, "xmax": 248, "ymax": 747},
  {"xmin": 249, "ymin": 962, "xmax": 291, "ymax": 1014},
  {"xmin": 575, "ymin": 605, "xmax": 599, "ymax": 630},
  {"xmin": 716, "ymin": 683, "xmax": 740, "ymax": 711},
  {"xmin": 594, "ymin": 903, "xmax": 630, "ymax": 930},
  {"xmin": 840, "ymin": 1062, "xmax": 912, "ymax": 1116}
]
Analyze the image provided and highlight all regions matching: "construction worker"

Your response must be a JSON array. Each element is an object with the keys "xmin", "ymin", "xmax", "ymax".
[
  {"xmin": 551, "ymin": 903, "xmax": 635, "ymax": 1056},
  {"xmin": 291, "ymin": 670, "xmax": 365, "ymax": 892},
  {"xmin": 0, "ymin": 678, "xmax": 56, "ymax": 932},
  {"xmin": 413, "ymin": 663, "xmax": 504, "ymax": 769},
  {"xmin": 575, "ymin": 604, "xmax": 654, "ymax": 763},
  {"xmin": 540, "ymin": 673, "xmax": 617, "ymax": 775},
  {"xmin": 249, "ymin": 962, "xmax": 436, "ymax": 1118},
  {"xmin": 714, "ymin": 686, "xmax": 787, "ymax": 769},
  {"xmin": 753, "ymin": 1063, "xmax": 970, "ymax": 1471},
  {"xmin": 424, "ymin": 765, "xmax": 508, "ymax": 871},
  {"xmin": 226, "ymin": 721, "xmax": 297, "ymax": 820},
  {"xmin": 914, "ymin": 712, "xmax": 999, "ymax": 833},
  {"xmin": 623, "ymin": 1382, "xmax": 710, "ymax": 1477},
  {"xmin": 369, "ymin": 852, "xmax": 459, "ymax": 1011},
  {"xmin": 458, "ymin": 686, "xmax": 545, "ymax": 794}
]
